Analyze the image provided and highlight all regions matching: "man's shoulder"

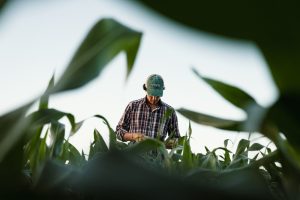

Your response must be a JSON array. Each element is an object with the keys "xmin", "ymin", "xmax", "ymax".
[
  {"xmin": 128, "ymin": 97, "xmax": 145, "ymax": 106},
  {"xmin": 160, "ymin": 101, "xmax": 175, "ymax": 110}
]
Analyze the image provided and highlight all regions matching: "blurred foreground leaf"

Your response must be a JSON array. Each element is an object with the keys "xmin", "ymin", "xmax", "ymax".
[
  {"xmin": 52, "ymin": 18, "xmax": 142, "ymax": 93},
  {"xmin": 177, "ymin": 108, "xmax": 243, "ymax": 131}
]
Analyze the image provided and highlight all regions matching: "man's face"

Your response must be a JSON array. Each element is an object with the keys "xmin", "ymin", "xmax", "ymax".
[{"xmin": 147, "ymin": 95, "xmax": 160, "ymax": 105}]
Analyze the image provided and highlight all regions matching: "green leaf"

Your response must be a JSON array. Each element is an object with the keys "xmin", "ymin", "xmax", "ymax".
[
  {"xmin": 235, "ymin": 139, "xmax": 250, "ymax": 155},
  {"xmin": 212, "ymin": 147, "xmax": 232, "ymax": 154},
  {"xmin": 0, "ymin": 0, "xmax": 7, "ymax": 11},
  {"xmin": 92, "ymin": 129, "xmax": 108, "ymax": 154},
  {"xmin": 224, "ymin": 139, "xmax": 233, "ymax": 148},
  {"xmin": 51, "ymin": 18, "xmax": 142, "ymax": 93},
  {"xmin": 267, "ymin": 94, "xmax": 300, "ymax": 149},
  {"xmin": 50, "ymin": 121, "xmax": 65, "ymax": 158},
  {"xmin": 36, "ymin": 129, "xmax": 49, "ymax": 168},
  {"xmin": 137, "ymin": 1, "xmax": 300, "ymax": 95},
  {"xmin": 177, "ymin": 108, "xmax": 243, "ymax": 131},
  {"xmin": 179, "ymin": 72, "xmax": 267, "ymax": 133},
  {"xmin": 205, "ymin": 146, "xmax": 210, "ymax": 153},
  {"xmin": 94, "ymin": 114, "xmax": 116, "ymax": 150},
  {"xmin": 250, "ymin": 153, "xmax": 260, "ymax": 164},
  {"xmin": 39, "ymin": 74, "xmax": 55, "ymax": 110},
  {"xmin": 28, "ymin": 109, "xmax": 75, "ymax": 131},
  {"xmin": 224, "ymin": 149, "xmax": 231, "ymax": 166},
  {"xmin": 200, "ymin": 152, "xmax": 220, "ymax": 170},
  {"xmin": 249, "ymin": 143, "xmax": 265, "ymax": 151},
  {"xmin": 0, "ymin": 101, "xmax": 34, "ymax": 161},
  {"xmin": 276, "ymin": 134, "xmax": 300, "ymax": 172},
  {"xmin": 182, "ymin": 133, "xmax": 193, "ymax": 170},
  {"xmin": 169, "ymin": 145, "xmax": 183, "ymax": 158},
  {"xmin": 66, "ymin": 140, "xmax": 85, "ymax": 166},
  {"xmin": 242, "ymin": 102, "xmax": 267, "ymax": 133},
  {"xmin": 192, "ymin": 68, "xmax": 258, "ymax": 111},
  {"xmin": 187, "ymin": 120, "xmax": 192, "ymax": 139},
  {"xmin": 234, "ymin": 139, "xmax": 250, "ymax": 159},
  {"xmin": 125, "ymin": 138, "xmax": 163, "ymax": 154},
  {"xmin": 69, "ymin": 120, "xmax": 84, "ymax": 137}
]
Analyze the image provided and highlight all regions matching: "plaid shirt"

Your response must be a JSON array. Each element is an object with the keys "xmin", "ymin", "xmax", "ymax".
[{"xmin": 116, "ymin": 96, "xmax": 180, "ymax": 141}]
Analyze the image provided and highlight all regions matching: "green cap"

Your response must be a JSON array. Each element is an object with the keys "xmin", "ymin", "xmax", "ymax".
[{"xmin": 146, "ymin": 74, "xmax": 165, "ymax": 97}]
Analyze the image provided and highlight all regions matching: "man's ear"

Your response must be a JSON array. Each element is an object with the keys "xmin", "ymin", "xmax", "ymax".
[{"xmin": 143, "ymin": 84, "xmax": 147, "ymax": 91}]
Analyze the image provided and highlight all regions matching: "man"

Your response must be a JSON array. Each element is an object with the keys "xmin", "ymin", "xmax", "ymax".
[{"xmin": 116, "ymin": 74, "xmax": 180, "ymax": 149}]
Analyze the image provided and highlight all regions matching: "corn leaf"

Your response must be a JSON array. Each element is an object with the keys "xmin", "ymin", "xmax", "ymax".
[
  {"xmin": 249, "ymin": 143, "xmax": 265, "ymax": 151},
  {"xmin": 192, "ymin": 68, "xmax": 257, "ymax": 111},
  {"xmin": 177, "ymin": 108, "xmax": 243, "ymax": 131},
  {"xmin": 125, "ymin": 138, "xmax": 163, "ymax": 154},
  {"xmin": 50, "ymin": 121, "xmax": 65, "ymax": 158},
  {"xmin": 51, "ymin": 18, "xmax": 142, "ymax": 94}
]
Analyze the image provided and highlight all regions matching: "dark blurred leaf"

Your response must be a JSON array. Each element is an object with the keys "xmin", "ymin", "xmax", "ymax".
[
  {"xmin": 234, "ymin": 139, "xmax": 250, "ymax": 159},
  {"xmin": 261, "ymin": 47, "xmax": 300, "ymax": 95},
  {"xmin": 88, "ymin": 129, "xmax": 108, "ymax": 160},
  {"xmin": 0, "ymin": 0, "xmax": 7, "ymax": 11},
  {"xmin": 24, "ymin": 76, "xmax": 55, "ymax": 171},
  {"xmin": 219, "ymin": 168, "xmax": 275, "ymax": 199},
  {"xmin": 125, "ymin": 138, "xmax": 163, "ymax": 154},
  {"xmin": 28, "ymin": 109, "xmax": 75, "ymax": 131},
  {"xmin": 69, "ymin": 120, "xmax": 84, "ymax": 137},
  {"xmin": 276, "ymin": 135, "xmax": 300, "ymax": 172},
  {"xmin": 177, "ymin": 108, "xmax": 243, "ymax": 131},
  {"xmin": 201, "ymin": 152, "xmax": 220, "ymax": 170},
  {"xmin": 30, "ymin": 128, "xmax": 49, "ymax": 173},
  {"xmin": 250, "ymin": 153, "xmax": 260, "ymax": 164},
  {"xmin": 50, "ymin": 121, "xmax": 65, "ymax": 158},
  {"xmin": 34, "ymin": 160, "xmax": 78, "ymax": 194},
  {"xmin": 205, "ymin": 146, "xmax": 210, "ymax": 153},
  {"xmin": 0, "ymin": 102, "xmax": 34, "ymax": 161},
  {"xmin": 39, "ymin": 74, "xmax": 54, "ymax": 110},
  {"xmin": 137, "ymin": 0, "xmax": 300, "ymax": 95},
  {"xmin": 94, "ymin": 114, "xmax": 116, "ymax": 150},
  {"xmin": 267, "ymin": 94, "xmax": 300, "ymax": 149},
  {"xmin": 52, "ymin": 18, "xmax": 142, "ymax": 93},
  {"xmin": 64, "ymin": 140, "xmax": 85, "ymax": 167},
  {"xmin": 192, "ymin": 68, "xmax": 258, "ymax": 110},
  {"xmin": 242, "ymin": 102, "xmax": 268, "ymax": 133},
  {"xmin": 182, "ymin": 133, "xmax": 193, "ymax": 170},
  {"xmin": 249, "ymin": 143, "xmax": 265, "ymax": 151},
  {"xmin": 187, "ymin": 120, "xmax": 192, "ymax": 139},
  {"xmin": 190, "ymin": 69, "xmax": 268, "ymax": 134},
  {"xmin": 93, "ymin": 129, "xmax": 108, "ymax": 152},
  {"xmin": 137, "ymin": 0, "xmax": 300, "ymax": 42},
  {"xmin": 224, "ymin": 149, "xmax": 231, "ymax": 166}
]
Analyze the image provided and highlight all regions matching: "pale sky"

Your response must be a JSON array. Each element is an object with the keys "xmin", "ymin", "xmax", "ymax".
[{"xmin": 0, "ymin": 0, "xmax": 278, "ymax": 153}]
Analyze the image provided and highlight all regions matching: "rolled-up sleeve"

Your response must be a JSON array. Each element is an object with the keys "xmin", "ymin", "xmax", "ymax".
[
  {"xmin": 116, "ymin": 103, "xmax": 132, "ymax": 141},
  {"xmin": 168, "ymin": 110, "xmax": 180, "ymax": 138}
]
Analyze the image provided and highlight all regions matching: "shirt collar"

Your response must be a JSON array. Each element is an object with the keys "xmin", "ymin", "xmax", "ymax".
[{"xmin": 143, "ymin": 96, "xmax": 163, "ymax": 107}]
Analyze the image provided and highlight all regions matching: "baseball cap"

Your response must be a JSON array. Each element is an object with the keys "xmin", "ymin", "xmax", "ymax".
[{"xmin": 145, "ymin": 74, "xmax": 165, "ymax": 97}]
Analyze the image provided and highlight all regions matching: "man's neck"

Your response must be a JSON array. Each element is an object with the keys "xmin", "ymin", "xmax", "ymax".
[{"xmin": 145, "ymin": 97, "xmax": 159, "ymax": 110}]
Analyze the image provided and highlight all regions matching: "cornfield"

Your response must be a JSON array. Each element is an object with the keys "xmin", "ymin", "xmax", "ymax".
[{"xmin": 1, "ymin": 1, "xmax": 300, "ymax": 199}]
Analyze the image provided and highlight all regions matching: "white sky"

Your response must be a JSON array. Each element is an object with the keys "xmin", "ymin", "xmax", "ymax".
[{"xmin": 0, "ymin": 0, "xmax": 278, "ymax": 154}]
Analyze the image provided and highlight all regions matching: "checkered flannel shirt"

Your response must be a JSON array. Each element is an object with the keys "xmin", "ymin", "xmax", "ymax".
[{"xmin": 116, "ymin": 97, "xmax": 180, "ymax": 141}]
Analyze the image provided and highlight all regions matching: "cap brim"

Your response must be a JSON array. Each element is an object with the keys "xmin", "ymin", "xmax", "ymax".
[{"xmin": 147, "ymin": 88, "xmax": 163, "ymax": 97}]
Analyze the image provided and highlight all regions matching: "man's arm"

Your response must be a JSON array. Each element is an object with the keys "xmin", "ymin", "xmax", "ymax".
[
  {"xmin": 116, "ymin": 103, "xmax": 146, "ymax": 142},
  {"xmin": 116, "ymin": 103, "xmax": 132, "ymax": 141}
]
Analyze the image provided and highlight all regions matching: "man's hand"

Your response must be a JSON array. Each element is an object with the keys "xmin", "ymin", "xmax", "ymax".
[
  {"xmin": 132, "ymin": 133, "xmax": 145, "ymax": 142},
  {"xmin": 124, "ymin": 132, "xmax": 145, "ymax": 142},
  {"xmin": 165, "ymin": 138, "xmax": 178, "ymax": 149}
]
